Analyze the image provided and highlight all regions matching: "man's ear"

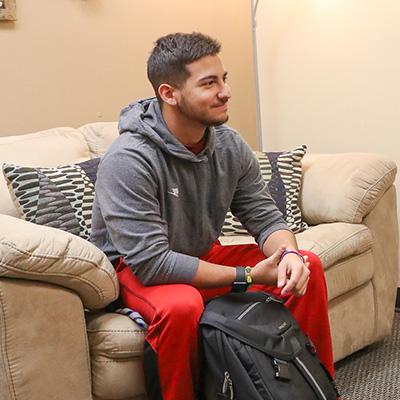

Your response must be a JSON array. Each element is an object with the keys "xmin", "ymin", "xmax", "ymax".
[{"xmin": 158, "ymin": 84, "xmax": 177, "ymax": 106}]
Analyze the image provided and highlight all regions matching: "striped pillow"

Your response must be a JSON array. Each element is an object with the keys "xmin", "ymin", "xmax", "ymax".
[
  {"xmin": 221, "ymin": 145, "xmax": 308, "ymax": 236},
  {"xmin": 2, "ymin": 159, "xmax": 100, "ymax": 240}
]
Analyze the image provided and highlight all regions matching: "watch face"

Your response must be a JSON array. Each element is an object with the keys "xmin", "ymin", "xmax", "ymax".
[{"xmin": 232, "ymin": 282, "xmax": 248, "ymax": 293}]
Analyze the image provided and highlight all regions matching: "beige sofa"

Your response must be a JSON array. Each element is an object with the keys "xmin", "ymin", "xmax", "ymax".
[{"xmin": 0, "ymin": 122, "xmax": 398, "ymax": 400}]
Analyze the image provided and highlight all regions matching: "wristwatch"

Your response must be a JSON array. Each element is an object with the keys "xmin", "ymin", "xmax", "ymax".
[{"xmin": 232, "ymin": 266, "xmax": 253, "ymax": 293}]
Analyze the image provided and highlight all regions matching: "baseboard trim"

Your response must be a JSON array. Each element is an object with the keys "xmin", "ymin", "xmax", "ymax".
[{"xmin": 396, "ymin": 288, "xmax": 400, "ymax": 312}]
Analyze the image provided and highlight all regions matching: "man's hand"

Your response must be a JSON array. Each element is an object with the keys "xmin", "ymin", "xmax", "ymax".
[
  {"xmin": 252, "ymin": 246, "xmax": 310, "ymax": 296},
  {"xmin": 261, "ymin": 230, "xmax": 310, "ymax": 296},
  {"xmin": 277, "ymin": 252, "xmax": 310, "ymax": 296},
  {"xmin": 251, "ymin": 245, "xmax": 287, "ymax": 286}
]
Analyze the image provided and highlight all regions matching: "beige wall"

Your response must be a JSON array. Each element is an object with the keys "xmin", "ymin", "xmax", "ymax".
[
  {"xmin": 255, "ymin": 0, "xmax": 400, "ymax": 282},
  {"xmin": 0, "ymin": 0, "xmax": 258, "ymax": 148},
  {"xmin": 256, "ymin": 0, "xmax": 400, "ymax": 154}
]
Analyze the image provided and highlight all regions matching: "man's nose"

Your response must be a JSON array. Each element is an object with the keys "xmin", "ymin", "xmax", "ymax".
[{"xmin": 218, "ymin": 83, "xmax": 231, "ymax": 100}]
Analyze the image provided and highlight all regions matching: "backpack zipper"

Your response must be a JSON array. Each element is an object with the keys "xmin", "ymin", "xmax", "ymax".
[
  {"xmin": 237, "ymin": 302, "xmax": 261, "ymax": 320},
  {"xmin": 295, "ymin": 357, "xmax": 328, "ymax": 400},
  {"xmin": 222, "ymin": 371, "xmax": 234, "ymax": 400},
  {"xmin": 237, "ymin": 295, "xmax": 282, "ymax": 321}
]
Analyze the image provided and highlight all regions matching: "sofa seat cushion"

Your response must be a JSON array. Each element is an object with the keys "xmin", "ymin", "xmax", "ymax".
[
  {"xmin": 324, "ymin": 251, "xmax": 373, "ymax": 301},
  {"xmin": 86, "ymin": 312, "xmax": 146, "ymax": 400}
]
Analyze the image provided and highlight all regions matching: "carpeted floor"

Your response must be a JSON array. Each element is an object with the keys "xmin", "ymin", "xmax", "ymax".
[{"xmin": 334, "ymin": 312, "xmax": 399, "ymax": 400}]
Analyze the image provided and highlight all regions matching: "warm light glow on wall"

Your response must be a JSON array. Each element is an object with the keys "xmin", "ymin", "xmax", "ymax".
[{"xmin": 255, "ymin": 0, "xmax": 400, "ymax": 284}]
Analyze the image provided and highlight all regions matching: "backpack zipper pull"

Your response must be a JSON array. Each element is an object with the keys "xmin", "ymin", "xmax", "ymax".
[
  {"xmin": 222, "ymin": 371, "xmax": 234, "ymax": 399},
  {"xmin": 265, "ymin": 294, "xmax": 283, "ymax": 303}
]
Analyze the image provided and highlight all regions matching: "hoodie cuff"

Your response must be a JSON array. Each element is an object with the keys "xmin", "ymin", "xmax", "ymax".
[{"xmin": 166, "ymin": 252, "xmax": 199, "ymax": 284}]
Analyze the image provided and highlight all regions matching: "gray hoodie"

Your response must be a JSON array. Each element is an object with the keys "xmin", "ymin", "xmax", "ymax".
[{"xmin": 90, "ymin": 98, "xmax": 289, "ymax": 285}]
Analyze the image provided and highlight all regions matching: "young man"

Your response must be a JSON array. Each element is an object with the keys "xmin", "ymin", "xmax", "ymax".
[{"xmin": 90, "ymin": 32, "xmax": 333, "ymax": 400}]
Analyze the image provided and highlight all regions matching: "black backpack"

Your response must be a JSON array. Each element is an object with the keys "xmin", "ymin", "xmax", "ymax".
[{"xmin": 200, "ymin": 291, "xmax": 339, "ymax": 400}]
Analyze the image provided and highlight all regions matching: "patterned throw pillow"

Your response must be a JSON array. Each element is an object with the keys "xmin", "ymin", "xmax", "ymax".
[
  {"xmin": 221, "ymin": 145, "xmax": 308, "ymax": 236},
  {"xmin": 2, "ymin": 158, "xmax": 100, "ymax": 240}
]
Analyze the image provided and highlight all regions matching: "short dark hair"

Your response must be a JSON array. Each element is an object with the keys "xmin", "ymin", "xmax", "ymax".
[{"xmin": 147, "ymin": 32, "xmax": 221, "ymax": 100}]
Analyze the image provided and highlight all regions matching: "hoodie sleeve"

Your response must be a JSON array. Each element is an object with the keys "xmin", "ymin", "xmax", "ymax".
[
  {"xmin": 230, "ymin": 138, "xmax": 291, "ymax": 249},
  {"xmin": 94, "ymin": 148, "xmax": 199, "ymax": 285}
]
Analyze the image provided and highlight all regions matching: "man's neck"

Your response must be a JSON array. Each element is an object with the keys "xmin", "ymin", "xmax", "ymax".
[{"xmin": 161, "ymin": 104, "xmax": 206, "ymax": 147}]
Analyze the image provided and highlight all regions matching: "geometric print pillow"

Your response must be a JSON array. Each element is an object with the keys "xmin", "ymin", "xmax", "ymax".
[
  {"xmin": 221, "ymin": 145, "xmax": 308, "ymax": 236},
  {"xmin": 2, "ymin": 158, "xmax": 100, "ymax": 240}
]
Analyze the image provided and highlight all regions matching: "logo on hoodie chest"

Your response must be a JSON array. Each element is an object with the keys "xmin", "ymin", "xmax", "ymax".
[{"xmin": 167, "ymin": 187, "xmax": 179, "ymax": 198}]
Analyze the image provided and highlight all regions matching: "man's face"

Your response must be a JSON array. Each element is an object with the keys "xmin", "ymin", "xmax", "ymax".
[{"xmin": 174, "ymin": 55, "xmax": 231, "ymax": 127}]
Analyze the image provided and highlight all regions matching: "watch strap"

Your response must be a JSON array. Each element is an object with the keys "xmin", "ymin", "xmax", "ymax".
[{"xmin": 235, "ymin": 266, "xmax": 246, "ymax": 282}]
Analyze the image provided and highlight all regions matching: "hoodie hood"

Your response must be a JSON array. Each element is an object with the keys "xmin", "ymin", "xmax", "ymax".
[{"xmin": 118, "ymin": 97, "xmax": 216, "ymax": 162}]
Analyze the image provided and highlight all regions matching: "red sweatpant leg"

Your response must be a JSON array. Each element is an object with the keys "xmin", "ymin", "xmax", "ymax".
[
  {"xmin": 116, "ymin": 243, "xmax": 334, "ymax": 400},
  {"xmin": 200, "ymin": 243, "xmax": 334, "ymax": 378},
  {"xmin": 116, "ymin": 261, "xmax": 204, "ymax": 400},
  {"xmin": 282, "ymin": 250, "xmax": 334, "ymax": 378}
]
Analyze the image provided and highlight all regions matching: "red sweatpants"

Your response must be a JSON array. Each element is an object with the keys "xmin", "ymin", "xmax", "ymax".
[{"xmin": 116, "ymin": 243, "xmax": 334, "ymax": 400}]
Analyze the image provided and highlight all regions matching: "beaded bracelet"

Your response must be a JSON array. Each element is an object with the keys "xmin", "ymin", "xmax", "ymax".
[{"xmin": 279, "ymin": 250, "xmax": 305, "ymax": 264}]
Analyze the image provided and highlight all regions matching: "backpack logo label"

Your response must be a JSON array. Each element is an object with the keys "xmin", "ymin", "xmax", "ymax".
[{"xmin": 277, "ymin": 321, "xmax": 288, "ymax": 331}]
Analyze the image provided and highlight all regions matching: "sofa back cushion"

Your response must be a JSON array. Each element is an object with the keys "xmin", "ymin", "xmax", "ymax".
[
  {"xmin": 0, "ymin": 128, "xmax": 92, "ymax": 217},
  {"xmin": 78, "ymin": 122, "xmax": 119, "ymax": 159},
  {"xmin": 2, "ymin": 124, "xmax": 308, "ymax": 242},
  {"xmin": 2, "ymin": 124, "xmax": 309, "ymax": 242},
  {"xmin": 222, "ymin": 145, "xmax": 308, "ymax": 235}
]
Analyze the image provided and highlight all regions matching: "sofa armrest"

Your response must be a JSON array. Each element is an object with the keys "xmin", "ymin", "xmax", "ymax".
[
  {"xmin": 0, "ymin": 278, "xmax": 93, "ymax": 400},
  {"xmin": 300, "ymin": 153, "xmax": 397, "ymax": 225},
  {"xmin": 0, "ymin": 215, "xmax": 119, "ymax": 310}
]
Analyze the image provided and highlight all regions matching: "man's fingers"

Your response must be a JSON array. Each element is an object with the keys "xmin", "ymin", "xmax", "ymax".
[
  {"xmin": 280, "ymin": 259, "xmax": 311, "ymax": 295},
  {"xmin": 299, "ymin": 277, "xmax": 310, "ymax": 295},
  {"xmin": 292, "ymin": 262, "xmax": 310, "ymax": 296},
  {"xmin": 280, "ymin": 265, "xmax": 302, "ymax": 295},
  {"xmin": 281, "ymin": 277, "xmax": 296, "ymax": 295},
  {"xmin": 294, "ymin": 265, "xmax": 310, "ymax": 292},
  {"xmin": 295, "ymin": 277, "xmax": 310, "ymax": 296},
  {"xmin": 276, "ymin": 248, "xmax": 309, "ymax": 291},
  {"xmin": 277, "ymin": 263, "xmax": 287, "ymax": 288}
]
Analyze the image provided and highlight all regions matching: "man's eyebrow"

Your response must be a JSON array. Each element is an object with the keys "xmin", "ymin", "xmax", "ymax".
[{"xmin": 198, "ymin": 72, "xmax": 228, "ymax": 82}]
